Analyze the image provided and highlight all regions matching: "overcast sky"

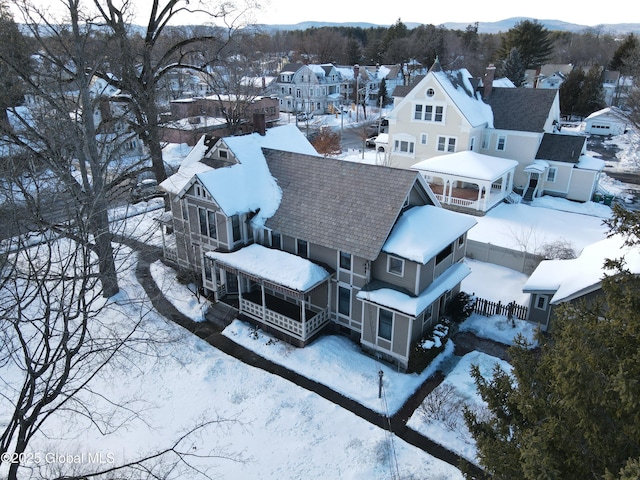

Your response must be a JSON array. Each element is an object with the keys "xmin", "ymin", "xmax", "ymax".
[
  {"xmin": 16, "ymin": 0, "xmax": 632, "ymax": 28},
  {"xmin": 252, "ymin": 0, "xmax": 630, "ymax": 27}
]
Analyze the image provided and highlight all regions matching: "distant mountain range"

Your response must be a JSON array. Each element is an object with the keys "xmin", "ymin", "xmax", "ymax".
[{"xmin": 253, "ymin": 17, "xmax": 640, "ymax": 35}]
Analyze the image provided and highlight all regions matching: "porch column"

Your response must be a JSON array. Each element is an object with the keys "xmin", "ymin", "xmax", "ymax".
[
  {"xmin": 476, "ymin": 183, "xmax": 483, "ymax": 211},
  {"xmin": 300, "ymin": 298, "xmax": 307, "ymax": 339},
  {"xmin": 237, "ymin": 274, "xmax": 243, "ymax": 311},
  {"xmin": 261, "ymin": 283, "xmax": 266, "ymax": 318}
]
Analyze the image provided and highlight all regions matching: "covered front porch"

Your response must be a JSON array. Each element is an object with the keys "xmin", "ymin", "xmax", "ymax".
[
  {"xmin": 412, "ymin": 151, "xmax": 518, "ymax": 213},
  {"xmin": 207, "ymin": 244, "xmax": 332, "ymax": 346}
]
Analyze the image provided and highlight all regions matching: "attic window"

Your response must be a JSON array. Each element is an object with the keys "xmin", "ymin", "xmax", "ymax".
[
  {"xmin": 219, "ymin": 149, "xmax": 228, "ymax": 159},
  {"xmin": 426, "ymin": 88, "xmax": 435, "ymax": 97}
]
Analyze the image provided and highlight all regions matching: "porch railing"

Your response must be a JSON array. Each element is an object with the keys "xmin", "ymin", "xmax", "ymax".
[{"xmin": 240, "ymin": 298, "xmax": 330, "ymax": 341}]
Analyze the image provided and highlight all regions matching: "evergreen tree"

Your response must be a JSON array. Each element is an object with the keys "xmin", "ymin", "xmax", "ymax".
[
  {"xmin": 501, "ymin": 47, "xmax": 526, "ymax": 86},
  {"xmin": 377, "ymin": 77, "xmax": 389, "ymax": 106},
  {"xmin": 498, "ymin": 20, "xmax": 554, "ymax": 69},
  {"xmin": 610, "ymin": 33, "xmax": 639, "ymax": 72},
  {"xmin": 465, "ymin": 205, "xmax": 640, "ymax": 480},
  {"xmin": 559, "ymin": 68, "xmax": 585, "ymax": 116},
  {"xmin": 575, "ymin": 65, "xmax": 606, "ymax": 116}
]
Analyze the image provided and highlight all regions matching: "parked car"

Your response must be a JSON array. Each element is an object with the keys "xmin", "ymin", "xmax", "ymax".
[
  {"xmin": 366, "ymin": 136, "xmax": 377, "ymax": 147},
  {"xmin": 130, "ymin": 178, "xmax": 162, "ymax": 202},
  {"xmin": 297, "ymin": 112, "xmax": 314, "ymax": 121}
]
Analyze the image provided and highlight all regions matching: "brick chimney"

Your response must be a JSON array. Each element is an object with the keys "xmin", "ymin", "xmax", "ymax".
[
  {"xmin": 483, "ymin": 64, "xmax": 496, "ymax": 99},
  {"xmin": 253, "ymin": 112, "xmax": 266, "ymax": 136}
]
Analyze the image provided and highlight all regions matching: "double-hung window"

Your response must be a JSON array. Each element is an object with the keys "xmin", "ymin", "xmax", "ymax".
[
  {"xmin": 378, "ymin": 308, "xmax": 393, "ymax": 341},
  {"xmin": 198, "ymin": 208, "xmax": 217, "ymax": 239}
]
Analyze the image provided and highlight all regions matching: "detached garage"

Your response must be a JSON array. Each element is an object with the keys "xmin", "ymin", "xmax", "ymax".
[{"xmin": 583, "ymin": 107, "xmax": 629, "ymax": 136}]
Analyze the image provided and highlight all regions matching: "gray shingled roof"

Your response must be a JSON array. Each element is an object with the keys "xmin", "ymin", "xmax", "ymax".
[
  {"xmin": 484, "ymin": 88, "xmax": 558, "ymax": 132},
  {"xmin": 535, "ymin": 133, "xmax": 586, "ymax": 164},
  {"xmin": 263, "ymin": 149, "xmax": 427, "ymax": 260},
  {"xmin": 392, "ymin": 75, "xmax": 424, "ymax": 97}
]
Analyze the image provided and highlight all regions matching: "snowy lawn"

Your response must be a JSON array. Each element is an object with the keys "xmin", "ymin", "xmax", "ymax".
[
  {"xmin": 14, "ymin": 247, "xmax": 465, "ymax": 480},
  {"xmin": 406, "ymin": 351, "xmax": 513, "ymax": 465}
]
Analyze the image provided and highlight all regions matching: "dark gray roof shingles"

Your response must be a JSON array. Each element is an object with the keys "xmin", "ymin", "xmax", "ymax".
[
  {"xmin": 263, "ymin": 149, "xmax": 424, "ymax": 260},
  {"xmin": 484, "ymin": 87, "xmax": 558, "ymax": 132},
  {"xmin": 535, "ymin": 133, "xmax": 586, "ymax": 163}
]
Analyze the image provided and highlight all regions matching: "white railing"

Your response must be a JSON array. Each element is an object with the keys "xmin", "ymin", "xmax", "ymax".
[{"xmin": 240, "ymin": 298, "xmax": 329, "ymax": 341}]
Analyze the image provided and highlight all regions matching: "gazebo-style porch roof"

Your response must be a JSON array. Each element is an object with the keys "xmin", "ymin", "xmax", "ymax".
[{"xmin": 412, "ymin": 151, "xmax": 518, "ymax": 212}]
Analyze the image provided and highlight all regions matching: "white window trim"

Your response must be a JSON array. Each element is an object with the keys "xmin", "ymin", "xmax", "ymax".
[
  {"xmin": 420, "ymin": 133, "xmax": 428, "ymax": 145},
  {"xmin": 535, "ymin": 295, "xmax": 548, "ymax": 310},
  {"xmin": 437, "ymin": 135, "xmax": 457, "ymax": 153},
  {"xmin": 547, "ymin": 167, "xmax": 557, "ymax": 183},
  {"xmin": 496, "ymin": 135, "xmax": 507, "ymax": 151},
  {"xmin": 387, "ymin": 255, "xmax": 404, "ymax": 276}
]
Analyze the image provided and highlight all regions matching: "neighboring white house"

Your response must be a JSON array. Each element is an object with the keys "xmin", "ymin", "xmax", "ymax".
[
  {"xmin": 385, "ymin": 59, "xmax": 604, "ymax": 211},
  {"xmin": 523, "ymin": 235, "xmax": 640, "ymax": 330},
  {"xmin": 524, "ymin": 64, "xmax": 574, "ymax": 89},
  {"xmin": 583, "ymin": 107, "xmax": 629, "ymax": 136}
]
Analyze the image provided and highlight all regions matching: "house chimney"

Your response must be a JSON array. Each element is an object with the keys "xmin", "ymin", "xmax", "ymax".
[
  {"xmin": 483, "ymin": 64, "xmax": 496, "ymax": 99},
  {"xmin": 253, "ymin": 112, "xmax": 266, "ymax": 136}
]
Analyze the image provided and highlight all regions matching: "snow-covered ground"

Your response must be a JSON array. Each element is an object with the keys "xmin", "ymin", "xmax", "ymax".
[{"xmin": 4, "ymin": 118, "xmax": 637, "ymax": 479}]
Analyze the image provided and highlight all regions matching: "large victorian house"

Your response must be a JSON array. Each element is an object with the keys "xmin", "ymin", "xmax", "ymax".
[
  {"xmin": 158, "ymin": 123, "xmax": 477, "ymax": 370},
  {"xmin": 386, "ymin": 60, "xmax": 604, "ymax": 214}
]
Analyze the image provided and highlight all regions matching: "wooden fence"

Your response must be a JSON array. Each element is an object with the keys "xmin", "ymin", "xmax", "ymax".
[{"xmin": 474, "ymin": 298, "xmax": 529, "ymax": 321}]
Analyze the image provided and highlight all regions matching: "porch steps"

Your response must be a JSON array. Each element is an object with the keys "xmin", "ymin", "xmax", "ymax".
[
  {"xmin": 206, "ymin": 301, "xmax": 239, "ymax": 330},
  {"xmin": 504, "ymin": 192, "xmax": 522, "ymax": 204},
  {"xmin": 523, "ymin": 186, "xmax": 535, "ymax": 202}
]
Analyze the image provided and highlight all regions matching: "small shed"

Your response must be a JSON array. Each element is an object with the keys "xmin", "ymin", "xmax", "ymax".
[{"xmin": 583, "ymin": 107, "xmax": 628, "ymax": 136}]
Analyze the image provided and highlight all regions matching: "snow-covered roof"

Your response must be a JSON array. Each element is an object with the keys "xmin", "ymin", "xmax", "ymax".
[
  {"xmin": 207, "ymin": 244, "xmax": 330, "ymax": 292},
  {"xmin": 523, "ymin": 160, "xmax": 549, "ymax": 174},
  {"xmin": 357, "ymin": 262, "xmax": 471, "ymax": 316},
  {"xmin": 585, "ymin": 106, "xmax": 627, "ymax": 122},
  {"xmin": 160, "ymin": 124, "xmax": 319, "ymax": 226},
  {"xmin": 431, "ymin": 69, "xmax": 494, "ymax": 128},
  {"xmin": 383, "ymin": 205, "xmax": 477, "ymax": 264},
  {"xmin": 576, "ymin": 155, "xmax": 605, "ymax": 171},
  {"xmin": 523, "ymin": 235, "xmax": 640, "ymax": 304},
  {"xmin": 412, "ymin": 151, "xmax": 518, "ymax": 181}
]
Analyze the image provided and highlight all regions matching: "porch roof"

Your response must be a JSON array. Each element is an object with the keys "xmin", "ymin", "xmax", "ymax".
[
  {"xmin": 357, "ymin": 262, "xmax": 471, "ymax": 317},
  {"xmin": 412, "ymin": 151, "xmax": 517, "ymax": 182},
  {"xmin": 206, "ymin": 244, "xmax": 330, "ymax": 293}
]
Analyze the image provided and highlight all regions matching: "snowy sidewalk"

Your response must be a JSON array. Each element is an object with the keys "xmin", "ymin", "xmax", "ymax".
[{"xmin": 127, "ymin": 237, "xmax": 494, "ymax": 478}]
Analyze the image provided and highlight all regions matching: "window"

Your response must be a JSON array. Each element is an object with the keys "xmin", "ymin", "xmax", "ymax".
[
  {"xmin": 535, "ymin": 295, "xmax": 548, "ymax": 310},
  {"xmin": 198, "ymin": 208, "xmax": 217, "ymax": 239},
  {"xmin": 457, "ymin": 234, "xmax": 465, "ymax": 248},
  {"xmin": 420, "ymin": 133, "xmax": 428, "ymax": 145},
  {"xmin": 297, "ymin": 239, "xmax": 308, "ymax": 258},
  {"xmin": 414, "ymin": 104, "xmax": 423, "ymax": 120},
  {"xmin": 271, "ymin": 232, "xmax": 281, "ymax": 249},
  {"xmin": 426, "ymin": 88, "xmax": 435, "ymax": 97},
  {"xmin": 547, "ymin": 167, "xmax": 557, "ymax": 183},
  {"xmin": 496, "ymin": 135, "xmax": 507, "ymax": 151},
  {"xmin": 424, "ymin": 105, "xmax": 433, "ymax": 121},
  {"xmin": 339, "ymin": 251, "xmax": 352, "ymax": 270},
  {"xmin": 469, "ymin": 136, "xmax": 475, "ymax": 151},
  {"xmin": 231, "ymin": 215, "xmax": 241, "ymax": 242},
  {"xmin": 436, "ymin": 243, "xmax": 453, "ymax": 264},
  {"xmin": 434, "ymin": 106, "xmax": 444, "ymax": 122},
  {"xmin": 393, "ymin": 139, "xmax": 415, "ymax": 154},
  {"xmin": 422, "ymin": 305, "xmax": 433, "ymax": 328},
  {"xmin": 387, "ymin": 255, "xmax": 404, "ymax": 276},
  {"xmin": 219, "ymin": 149, "xmax": 228, "ymax": 159},
  {"xmin": 378, "ymin": 308, "xmax": 393, "ymax": 341},
  {"xmin": 338, "ymin": 286, "xmax": 351, "ymax": 316},
  {"xmin": 437, "ymin": 136, "xmax": 456, "ymax": 153}
]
